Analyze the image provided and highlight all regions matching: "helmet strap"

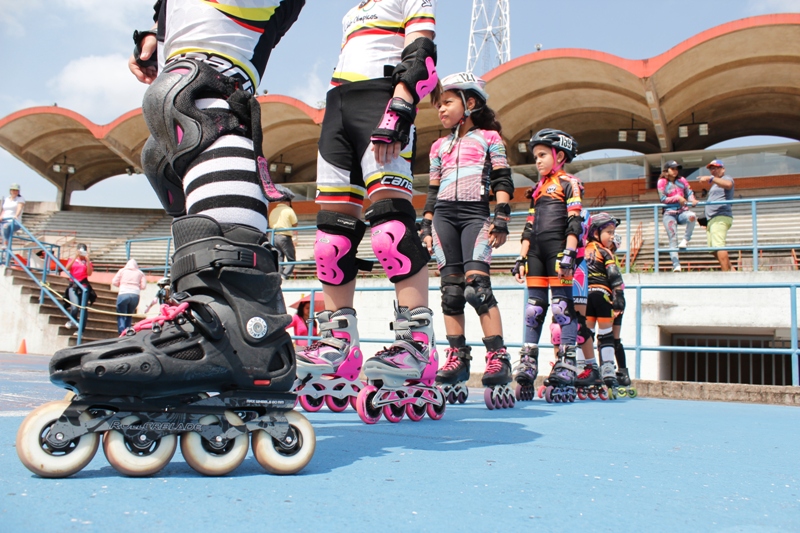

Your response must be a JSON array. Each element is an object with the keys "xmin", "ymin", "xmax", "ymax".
[{"xmin": 550, "ymin": 147, "xmax": 565, "ymax": 174}]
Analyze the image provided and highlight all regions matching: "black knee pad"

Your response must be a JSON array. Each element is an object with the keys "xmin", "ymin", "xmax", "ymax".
[
  {"xmin": 315, "ymin": 211, "xmax": 372, "ymax": 286},
  {"xmin": 440, "ymin": 274, "xmax": 466, "ymax": 316},
  {"xmin": 551, "ymin": 296, "xmax": 577, "ymax": 326},
  {"xmin": 598, "ymin": 331, "xmax": 615, "ymax": 350},
  {"xmin": 365, "ymin": 198, "xmax": 430, "ymax": 283},
  {"xmin": 576, "ymin": 313, "xmax": 594, "ymax": 345},
  {"xmin": 464, "ymin": 273, "xmax": 497, "ymax": 316}
]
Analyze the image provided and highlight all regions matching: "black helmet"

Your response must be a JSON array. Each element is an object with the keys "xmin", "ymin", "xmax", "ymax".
[
  {"xmin": 663, "ymin": 160, "xmax": 682, "ymax": 171},
  {"xmin": 587, "ymin": 212, "xmax": 620, "ymax": 242},
  {"xmin": 528, "ymin": 129, "xmax": 578, "ymax": 162}
]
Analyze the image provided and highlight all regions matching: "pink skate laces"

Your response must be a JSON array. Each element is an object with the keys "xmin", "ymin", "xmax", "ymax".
[
  {"xmin": 127, "ymin": 302, "xmax": 190, "ymax": 335},
  {"xmin": 485, "ymin": 350, "xmax": 507, "ymax": 374},
  {"xmin": 441, "ymin": 348, "xmax": 462, "ymax": 371}
]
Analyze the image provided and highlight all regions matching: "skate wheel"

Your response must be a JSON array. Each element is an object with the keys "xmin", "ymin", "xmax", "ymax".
[
  {"xmin": 568, "ymin": 390, "xmax": 576, "ymax": 403},
  {"xmin": 506, "ymin": 393, "xmax": 516, "ymax": 409},
  {"xmin": 355, "ymin": 385, "xmax": 382, "ymax": 424},
  {"xmin": 446, "ymin": 391, "xmax": 456, "ymax": 404},
  {"xmin": 616, "ymin": 387, "xmax": 628, "ymax": 398},
  {"xmin": 405, "ymin": 401, "xmax": 426, "ymax": 422},
  {"xmin": 514, "ymin": 383, "xmax": 524, "ymax": 401},
  {"xmin": 181, "ymin": 411, "xmax": 248, "ymax": 476},
  {"xmin": 325, "ymin": 395, "xmax": 350, "ymax": 413},
  {"xmin": 628, "ymin": 388, "xmax": 638, "ymax": 398},
  {"xmin": 457, "ymin": 390, "xmax": 468, "ymax": 404},
  {"xmin": 103, "ymin": 415, "xmax": 177, "ymax": 477},
  {"xmin": 252, "ymin": 410, "xmax": 316, "ymax": 475},
  {"xmin": 425, "ymin": 392, "xmax": 446, "ymax": 421},
  {"xmin": 383, "ymin": 403, "xmax": 405, "ymax": 423},
  {"xmin": 599, "ymin": 389, "xmax": 609, "ymax": 401},
  {"xmin": 483, "ymin": 388, "xmax": 496, "ymax": 410},
  {"xmin": 588, "ymin": 390, "xmax": 598, "ymax": 401},
  {"xmin": 544, "ymin": 386, "xmax": 555, "ymax": 404},
  {"xmin": 16, "ymin": 400, "xmax": 99, "ymax": 478},
  {"xmin": 298, "ymin": 384, "xmax": 325, "ymax": 413},
  {"xmin": 537, "ymin": 385, "xmax": 546, "ymax": 399},
  {"xmin": 577, "ymin": 389, "xmax": 587, "ymax": 401}
]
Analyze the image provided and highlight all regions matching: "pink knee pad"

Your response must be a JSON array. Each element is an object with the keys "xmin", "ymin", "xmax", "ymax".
[
  {"xmin": 371, "ymin": 220, "xmax": 412, "ymax": 280},
  {"xmin": 550, "ymin": 322, "xmax": 562, "ymax": 345},
  {"xmin": 315, "ymin": 231, "xmax": 352, "ymax": 285}
]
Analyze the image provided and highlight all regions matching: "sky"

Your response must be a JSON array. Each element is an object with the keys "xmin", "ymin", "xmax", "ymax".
[{"xmin": 1, "ymin": 0, "xmax": 798, "ymax": 208}]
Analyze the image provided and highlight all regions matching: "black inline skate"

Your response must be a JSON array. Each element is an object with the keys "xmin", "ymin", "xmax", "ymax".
[
  {"xmin": 601, "ymin": 361, "xmax": 636, "ymax": 399},
  {"xmin": 610, "ymin": 366, "xmax": 637, "ymax": 398},
  {"xmin": 512, "ymin": 344, "xmax": 538, "ymax": 401},
  {"xmin": 435, "ymin": 335, "xmax": 471, "ymax": 405},
  {"xmin": 542, "ymin": 346, "xmax": 578, "ymax": 403},
  {"xmin": 574, "ymin": 364, "xmax": 608, "ymax": 401},
  {"xmin": 16, "ymin": 215, "xmax": 315, "ymax": 478},
  {"xmin": 481, "ymin": 336, "xmax": 515, "ymax": 409}
]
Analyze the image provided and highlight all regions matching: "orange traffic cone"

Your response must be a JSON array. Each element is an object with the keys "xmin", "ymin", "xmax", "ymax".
[{"xmin": 17, "ymin": 339, "xmax": 27, "ymax": 355}]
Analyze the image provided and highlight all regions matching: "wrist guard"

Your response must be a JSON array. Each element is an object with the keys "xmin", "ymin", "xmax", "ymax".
[
  {"xmin": 133, "ymin": 29, "xmax": 157, "ymax": 69},
  {"xmin": 612, "ymin": 289, "xmax": 626, "ymax": 312},
  {"xmin": 491, "ymin": 203, "xmax": 511, "ymax": 235},
  {"xmin": 558, "ymin": 248, "xmax": 577, "ymax": 274},
  {"xmin": 371, "ymin": 97, "xmax": 415, "ymax": 146},
  {"xmin": 419, "ymin": 218, "xmax": 433, "ymax": 239},
  {"xmin": 511, "ymin": 256, "xmax": 527, "ymax": 277}
]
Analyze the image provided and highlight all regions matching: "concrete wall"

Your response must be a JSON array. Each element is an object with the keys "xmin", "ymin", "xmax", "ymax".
[{"xmin": 282, "ymin": 270, "xmax": 800, "ymax": 380}]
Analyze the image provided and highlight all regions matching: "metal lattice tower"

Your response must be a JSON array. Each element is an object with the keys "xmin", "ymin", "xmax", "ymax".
[{"xmin": 466, "ymin": 0, "xmax": 511, "ymax": 75}]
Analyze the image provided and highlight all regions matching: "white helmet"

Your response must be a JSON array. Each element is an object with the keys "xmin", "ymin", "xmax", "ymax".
[{"xmin": 440, "ymin": 72, "xmax": 489, "ymax": 106}]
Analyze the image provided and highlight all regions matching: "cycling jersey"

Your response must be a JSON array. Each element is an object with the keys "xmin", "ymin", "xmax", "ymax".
[
  {"xmin": 331, "ymin": 0, "xmax": 436, "ymax": 87},
  {"xmin": 657, "ymin": 176, "xmax": 695, "ymax": 216},
  {"xmin": 525, "ymin": 170, "xmax": 583, "ymax": 240},
  {"xmin": 584, "ymin": 240, "xmax": 617, "ymax": 292},
  {"xmin": 429, "ymin": 128, "xmax": 509, "ymax": 203},
  {"xmin": 158, "ymin": 0, "xmax": 304, "ymax": 93}
]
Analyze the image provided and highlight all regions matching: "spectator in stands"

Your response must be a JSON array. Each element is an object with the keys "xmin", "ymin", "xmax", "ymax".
[
  {"xmin": 144, "ymin": 277, "xmax": 171, "ymax": 314},
  {"xmin": 286, "ymin": 301, "xmax": 318, "ymax": 347},
  {"xmin": 112, "ymin": 258, "xmax": 147, "ymax": 334},
  {"xmin": 658, "ymin": 161, "xmax": 698, "ymax": 272},
  {"xmin": 698, "ymin": 159, "xmax": 734, "ymax": 271},
  {"xmin": 268, "ymin": 187, "xmax": 298, "ymax": 280},
  {"xmin": 1, "ymin": 183, "xmax": 25, "ymax": 249},
  {"xmin": 64, "ymin": 243, "xmax": 96, "ymax": 332}
]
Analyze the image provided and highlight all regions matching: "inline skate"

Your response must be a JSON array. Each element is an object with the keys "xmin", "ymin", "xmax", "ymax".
[
  {"xmin": 542, "ymin": 346, "xmax": 578, "ymax": 403},
  {"xmin": 435, "ymin": 335, "xmax": 471, "ymax": 405},
  {"xmin": 574, "ymin": 364, "xmax": 608, "ymax": 400},
  {"xmin": 482, "ymin": 336, "xmax": 515, "ymax": 409},
  {"xmin": 512, "ymin": 344, "xmax": 538, "ymax": 402},
  {"xmin": 356, "ymin": 304, "xmax": 445, "ymax": 424},
  {"xmin": 293, "ymin": 308, "xmax": 363, "ymax": 412},
  {"xmin": 605, "ymin": 364, "xmax": 637, "ymax": 398},
  {"xmin": 16, "ymin": 215, "xmax": 315, "ymax": 478}
]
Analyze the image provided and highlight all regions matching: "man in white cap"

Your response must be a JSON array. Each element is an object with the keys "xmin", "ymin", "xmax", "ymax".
[
  {"xmin": 1, "ymin": 183, "xmax": 25, "ymax": 249},
  {"xmin": 268, "ymin": 185, "xmax": 298, "ymax": 279},
  {"xmin": 698, "ymin": 160, "xmax": 734, "ymax": 271}
]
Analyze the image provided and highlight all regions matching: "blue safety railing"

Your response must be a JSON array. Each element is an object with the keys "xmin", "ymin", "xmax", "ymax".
[
  {"xmin": 2, "ymin": 217, "xmax": 89, "ymax": 344},
  {"xmin": 130, "ymin": 194, "xmax": 800, "ymax": 277},
  {"xmin": 283, "ymin": 281, "xmax": 800, "ymax": 387},
  {"xmin": 125, "ymin": 236, "xmax": 173, "ymax": 276}
]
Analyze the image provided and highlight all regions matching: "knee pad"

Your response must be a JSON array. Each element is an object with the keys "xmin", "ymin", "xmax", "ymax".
[
  {"xmin": 551, "ymin": 296, "xmax": 577, "ymax": 326},
  {"xmin": 464, "ymin": 274, "xmax": 497, "ymax": 316},
  {"xmin": 549, "ymin": 321, "xmax": 561, "ymax": 345},
  {"xmin": 525, "ymin": 297, "xmax": 548, "ymax": 329},
  {"xmin": 315, "ymin": 211, "xmax": 371, "ymax": 286},
  {"xmin": 440, "ymin": 274, "xmax": 466, "ymax": 316},
  {"xmin": 576, "ymin": 313, "xmax": 594, "ymax": 345},
  {"xmin": 142, "ymin": 136, "xmax": 187, "ymax": 216},
  {"xmin": 365, "ymin": 198, "xmax": 430, "ymax": 283}
]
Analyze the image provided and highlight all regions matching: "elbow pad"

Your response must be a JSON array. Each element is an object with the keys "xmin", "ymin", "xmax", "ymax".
[
  {"xmin": 565, "ymin": 214, "xmax": 584, "ymax": 239},
  {"xmin": 490, "ymin": 167, "xmax": 514, "ymax": 197},
  {"xmin": 521, "ymin": 221, "xmax": 533, "ymax": 242},
  {"xmin": 392, "ymin": 37, "xmax": 438, "ymax": 105},
  {"xmin": 424, "ymin": 184, "xmax": 439, "ymax": 214},
  {"xmin": 607, "ymin": 264, "xmax": 624, "ymax": 291}
]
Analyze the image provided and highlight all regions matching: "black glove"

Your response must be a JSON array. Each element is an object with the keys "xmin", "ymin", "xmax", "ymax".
[
  {"xmin": 511, "ymin": 256, "xmax": 527, "ymax": 277},
  {"xmin": 558, "ymin": 248, "xmax": 577, "ymax": 277},
  {"xmin": 419, "ymin": 218, "xmax": 432, "ymax": 239},
  {"xmin": 612, "ymin": 289, "xmax": 626, "ymax": 313},
  {"xmin": 490, "ymin": 203, "xmax": 511, "ymax": 235},
  {"xmin": 371, "ymin": 97, "xmax": 415, "ymax": 146},
  {"xmin": 133, "ymin": 30, "xmax": 157, "ymax": 69}
]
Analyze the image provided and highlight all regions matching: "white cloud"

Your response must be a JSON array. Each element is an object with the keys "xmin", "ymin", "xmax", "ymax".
[
  {"xmin": 746, "ymin": 0, "xmax": 800, "ymax": 13},
  {"xmin": 282, "ymin": 61, "xmax": 329, "ymax": 109},
  {"xmin": 63, "ymin": 0, "xmax": 155, "ymax": 33},
  {"xmin": 46, "ymin": 54, "xmax": 148, "ymax": 124},
  {"xmin": 0, "ymin": 1, "xmax": 44, "ymax": 37}
]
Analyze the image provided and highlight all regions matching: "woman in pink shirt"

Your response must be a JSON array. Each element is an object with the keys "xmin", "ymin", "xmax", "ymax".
[
  {"xmin": 112, "ymin": 258, "xmax": 147, "ymax": 334},
  {"xmin": 64, "ymin": 243, "xmax": 96, "ymax": 330},
  {"xmin": 286, "ymin": 301, "xmax": 318, "ymax": 347}
]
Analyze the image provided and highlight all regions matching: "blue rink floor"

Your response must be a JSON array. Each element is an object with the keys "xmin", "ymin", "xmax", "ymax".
[{"xmin": 1, "ymin": 353, "xmax": 799, "ymax": 532}]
